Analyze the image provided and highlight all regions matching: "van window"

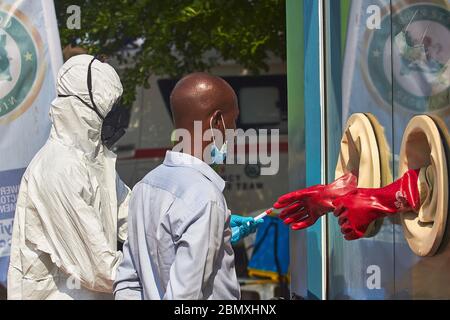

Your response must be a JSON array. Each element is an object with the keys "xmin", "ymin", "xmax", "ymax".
[
  {"xmin": 239, "ymin": 86, "xmax": 281, "ymax": 126},
  {"xmin": 158, "ymin": 74, "xmax": 287, "ymax": 134}
]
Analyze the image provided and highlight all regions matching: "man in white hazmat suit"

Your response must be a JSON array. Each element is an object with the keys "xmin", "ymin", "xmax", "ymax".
[{"xmin": 7, "ymin": 54, "xmax": 130, "ymax": 300}]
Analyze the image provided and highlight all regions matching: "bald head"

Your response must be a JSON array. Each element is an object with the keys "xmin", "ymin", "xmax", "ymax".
[{"xmin": 170, "ymin": 72, "xmax": 239, "ymax": 130}]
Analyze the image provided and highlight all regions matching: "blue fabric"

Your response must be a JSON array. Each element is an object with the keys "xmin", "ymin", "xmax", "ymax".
[{"xmin": 248, "ymin": 216, "xmax": 290, "ymax": 276}]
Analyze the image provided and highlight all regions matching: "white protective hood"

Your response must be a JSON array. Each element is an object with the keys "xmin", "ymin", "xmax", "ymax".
[
  {"xmin": 8, "ymin": 54, "xmax": 129, "ymax": 300},
  {"xmin": 52, "ymin": 53, "xmax": 122, "ymax": 155}
]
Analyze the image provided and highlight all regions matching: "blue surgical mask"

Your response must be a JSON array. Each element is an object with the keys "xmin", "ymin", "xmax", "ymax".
[{"xmin": 210, "ymin": 115, "xmax": 228, "ymax": 165}]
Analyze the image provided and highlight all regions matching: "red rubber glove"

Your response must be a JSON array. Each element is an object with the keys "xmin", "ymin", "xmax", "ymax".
[
  {"xmin": 332, "ymin": 169, "xmax": 421, "ymax": 240},
  {"xmin": 273, "ymin": 172, "xmax": 357, "ymax": 230}
]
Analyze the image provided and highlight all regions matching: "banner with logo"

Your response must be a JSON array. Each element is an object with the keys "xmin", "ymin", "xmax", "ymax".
[
  {"xmin": 0, "ymin": 0, "xmax": 62, "ymax": 287},
  {"xmin": 342, "ymin": 0, "xmax": 449, "ymax": 155},
  {"xmin": 329, "ymin": 0, "xmax": 449, "ymax": 299}
]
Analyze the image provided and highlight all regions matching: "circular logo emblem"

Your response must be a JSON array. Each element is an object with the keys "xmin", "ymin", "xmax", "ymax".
[
  {"xmin": 0, "ymin": 5, "xmax": 45, "ymax": 123},
  {"xmin": 362, "ymin": 2, "xmax": 449, "ymax": 113},
  {"xmin": 244, "ymin": 164, "xmax": 261, "ymax": 179}
]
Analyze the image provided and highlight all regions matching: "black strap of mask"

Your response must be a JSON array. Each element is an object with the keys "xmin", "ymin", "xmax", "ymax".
[
  {"xmin": 57, "ymin": 56, "xmax": 105, "ymax": 120},
  {"xmin": 57, "ymin": 94, "xmax": 105, "ymax": 120},
  {"xmin": 87, "ymin": 57, "xmax": 99, "ymax": 113}
]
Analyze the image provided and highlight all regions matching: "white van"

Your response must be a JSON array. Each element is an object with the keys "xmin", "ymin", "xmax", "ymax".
[{"xmin": 115, "ymin": 61, "xmax": 288, "ymax": 215}]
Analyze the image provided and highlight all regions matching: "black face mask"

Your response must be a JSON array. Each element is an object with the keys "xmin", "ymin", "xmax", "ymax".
[
  {"xmin": 101, "ymin": 99, "xmax": 129, "ymax": 149},
  {"xmin": 58, "ymin": 56, "xmax": 129, "ymax": 150}
]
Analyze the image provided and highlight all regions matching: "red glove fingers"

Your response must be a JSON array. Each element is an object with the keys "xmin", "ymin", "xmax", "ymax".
[
  {"xmin": 338, "ymin": 214, "xmax": 348, "ymax": 226},
  {"xmin": 278, "ymin": 202, "xmax": 317, "ymax": 229},
  {"xmin": 343, "ymin": 231, "xmax": 359, "ymax": 241},
  {"xmin": 338, "ymin": 212, "xmax": 363, "ymax": 240},
  {"xmin": 274, "ymin": 191, "xmax": 310, "ymax": 210},
  {"xmin": 291, "ymin": 215, "xmax": 317, "ymax": 230},
  {"xmin": 340, "ymin": 224, "xmax": 353, "ymax": 234},
  {"xmin": 333, "ymin": 194, "xmax": 378, "ymax": 239},
  {"xmin": 283, "ymin": 208, "xmax": 309, "ymax": 225},
  {"xmin": 274, "ymin": 192, "xmax": 300, "ymax": 208},
  {"xmin": 278, "ymin": 201, "xmax": 304, "ymax": 220}
]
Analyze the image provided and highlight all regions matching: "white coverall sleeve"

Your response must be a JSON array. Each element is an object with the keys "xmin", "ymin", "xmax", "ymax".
[
  {"xmin": 27, "ymin": 166, "xmax": 123, "ymax": 293},
  {"xmin": 116, "ymin": 174, "xmax": 130, "ymax": 242},
  {"xmin": 164, "ymin": 201, "xmax": 225, "ymax": 300}
]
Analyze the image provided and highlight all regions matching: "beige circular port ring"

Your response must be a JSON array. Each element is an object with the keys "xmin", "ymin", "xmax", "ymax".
[
  {"xmin": 399, "ymin": 115, "xmax": 448, "ymax": 257},
  {"xmin": 335, "ymin": 113, "xmax": 391, "ymax": 237}
]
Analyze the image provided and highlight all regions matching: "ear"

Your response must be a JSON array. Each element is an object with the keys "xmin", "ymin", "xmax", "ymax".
[{"xmin": 211, "ymin": 110, "xmax": 222, "ymax": 129}]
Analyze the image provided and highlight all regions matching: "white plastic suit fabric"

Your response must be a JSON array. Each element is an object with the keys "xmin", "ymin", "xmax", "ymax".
[{"xmin": 7, "ymin": 54, "xmax": 130, "ymax": 300}]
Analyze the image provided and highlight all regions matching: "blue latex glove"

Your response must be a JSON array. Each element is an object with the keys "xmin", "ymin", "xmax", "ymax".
[{"xmin": 230, "ymin": 214, "xmax": 264, "ymax": 245}]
